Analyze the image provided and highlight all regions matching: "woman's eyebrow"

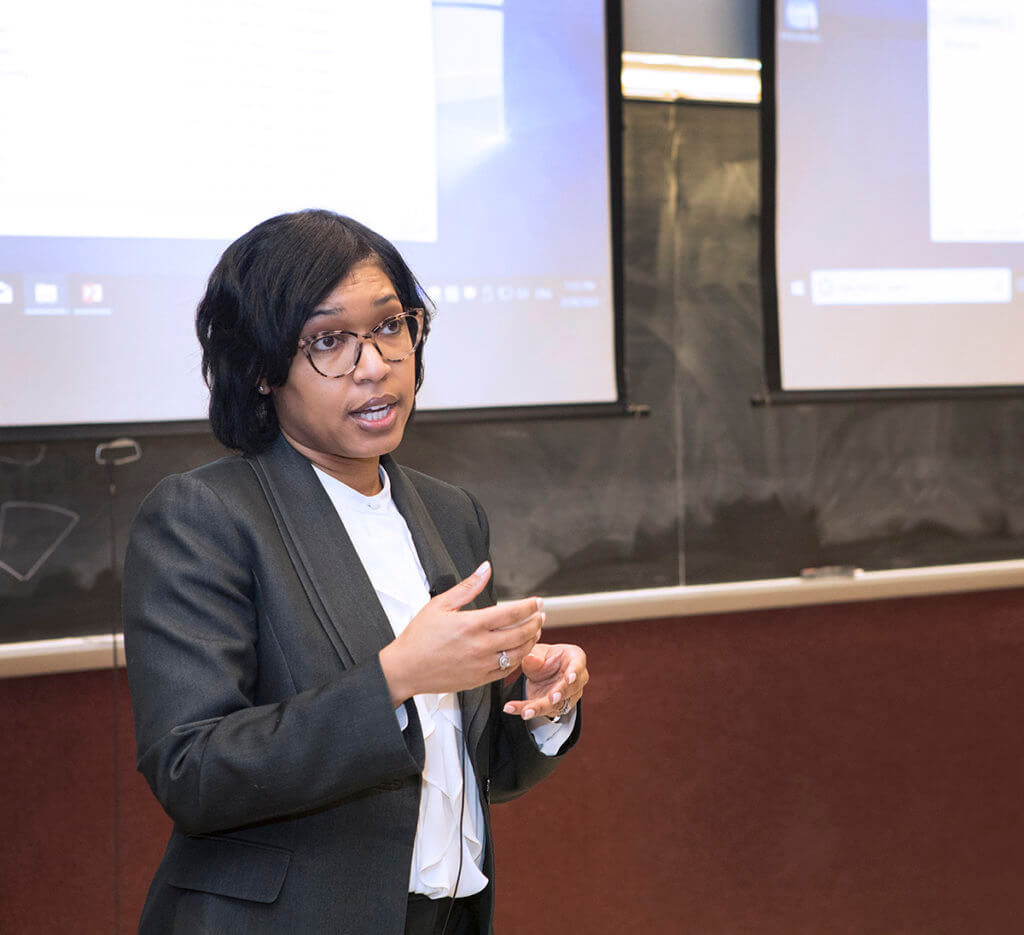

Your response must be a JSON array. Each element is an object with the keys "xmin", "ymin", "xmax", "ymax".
[{"xmin": 310, "ymin": 293, "xmax": 401, "ymax": 317}]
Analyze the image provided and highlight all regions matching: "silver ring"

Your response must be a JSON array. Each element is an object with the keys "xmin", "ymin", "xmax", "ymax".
[
  {"xmin": 558, "ymin": 698, "xmax": 572, "ymax": 717},
  {"xmin": 498, "ymin": 650, "xmax": 512, "ymax": 671}
]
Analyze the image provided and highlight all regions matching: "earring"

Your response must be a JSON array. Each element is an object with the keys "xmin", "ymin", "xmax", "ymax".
[{"xmin": 258, "ymin": 384, "xmax": 267, "ymax": 394}]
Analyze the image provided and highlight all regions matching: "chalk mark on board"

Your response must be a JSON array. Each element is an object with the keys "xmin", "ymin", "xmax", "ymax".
[
  {"xmin": 0, "ymin": 444, "xmax": 46, "ymax": 467},
  {"xmin": 0, "ymin": 501, "xmax": 80, "ymax": 583}
]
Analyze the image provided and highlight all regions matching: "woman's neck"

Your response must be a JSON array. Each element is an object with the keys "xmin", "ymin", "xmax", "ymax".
[{"xmin": 280, "ymin": 431, "xmax": 383, "ymax": 496}]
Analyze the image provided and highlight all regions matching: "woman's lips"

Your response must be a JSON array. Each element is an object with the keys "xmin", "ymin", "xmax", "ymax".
[{"xmin": 350, "ymin": 398, "xmax": 399, "ymax": 428}]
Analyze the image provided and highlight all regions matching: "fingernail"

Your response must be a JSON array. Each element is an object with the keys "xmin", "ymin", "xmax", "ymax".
[
  {"xmin": 552, "ymin": 692, "xmax": 562, "ymax": 703},
  {"xmin": 537, "ymin": 597, "xmax": 544, "ymax": 611},
  {"xmin": 503, "ymin": 703, "xmax": 515, "ymax": 714},
  {"xmin": 568, "ymin": 672, "xmax": 577, "ymax": 684},
  {"xmin": 523, "ymin": 708, "xmax": 535, "ymax": 719},
  {"xmin": 540, "ymin": 612, "xmax": 546, "ymax": 625},
  {"xmin": 475, "ymin": 561, "xmax": 490, "ymax": 578}
]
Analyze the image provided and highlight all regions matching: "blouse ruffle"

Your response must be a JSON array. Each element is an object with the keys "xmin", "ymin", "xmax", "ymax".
[{"xmin": 408, "ymin": 689, "xmax": 487, "ymax": 897}]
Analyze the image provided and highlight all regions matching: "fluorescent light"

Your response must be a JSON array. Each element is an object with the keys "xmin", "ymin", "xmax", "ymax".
[{"xmin": 621, "ymin": 51, "xmax": 761, "ymax": 104}]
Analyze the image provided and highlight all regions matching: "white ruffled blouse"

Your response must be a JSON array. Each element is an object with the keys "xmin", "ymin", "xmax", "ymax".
[
  {"xmin": 314, "ymin": 465, "xmax": 572, "ymax": 897},
  {"xmin": 313, "ymin": 465, "xmax": 490, "ymax": 897}
]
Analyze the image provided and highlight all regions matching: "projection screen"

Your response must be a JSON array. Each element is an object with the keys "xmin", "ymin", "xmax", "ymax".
[
  {"xmin": 764, "ymin": 0, "xmax": 1024, "ymax": 395},
  {"xmin": 0, "ymin": 0, "xmax": 622, "ymax": 431}
]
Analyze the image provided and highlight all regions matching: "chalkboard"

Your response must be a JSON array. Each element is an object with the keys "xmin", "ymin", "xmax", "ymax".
[{"xmin": 4, "ymin": 99, "xmax": 1024, "ymax": 645}]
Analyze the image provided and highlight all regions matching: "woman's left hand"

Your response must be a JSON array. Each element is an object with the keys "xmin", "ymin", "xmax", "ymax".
[{"xmin": 502, "ymin": 642, "xmax": 589, "ymax": 720}]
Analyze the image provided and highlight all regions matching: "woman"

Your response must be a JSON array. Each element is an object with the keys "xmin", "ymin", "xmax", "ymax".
[{"xmin": 123, "ymin": 209, "xmax": 588, "ymax": 935}]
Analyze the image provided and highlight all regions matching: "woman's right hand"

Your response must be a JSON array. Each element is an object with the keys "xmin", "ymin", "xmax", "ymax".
[{"xmin": 379, "ymin": 561, "xmax": 544, "ymax": 706}]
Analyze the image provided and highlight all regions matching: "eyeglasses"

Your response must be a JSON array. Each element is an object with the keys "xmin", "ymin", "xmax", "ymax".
[{"xmin": 296, "ymin": 309, "xmax": 424, "ymax": 378}]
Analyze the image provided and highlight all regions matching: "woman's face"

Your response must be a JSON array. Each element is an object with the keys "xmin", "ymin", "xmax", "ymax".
[{"xmin": 270, "ymin": 259, "xmax": 417, "ymax": 492}]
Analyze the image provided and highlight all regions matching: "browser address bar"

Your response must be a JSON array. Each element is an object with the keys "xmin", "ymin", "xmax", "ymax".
[{"xmin": 810, "ymin": 267, "xmax": 1012, "ymax": 306}]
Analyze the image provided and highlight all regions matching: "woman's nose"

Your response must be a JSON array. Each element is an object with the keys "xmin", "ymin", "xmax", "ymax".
[{"xmin": 351, "ymin": 338, "xmax": 390, "ymax": 381}]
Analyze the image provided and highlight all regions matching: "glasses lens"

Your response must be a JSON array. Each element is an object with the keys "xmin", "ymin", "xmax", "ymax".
[
  {"xmin": 308, "ymin": 332, "xmax": 358, "ymax": 377},
  {"xmin": 374, "ymin": 313, "xmax": 421, "ymax": 361},
  {"xmin": 305, "ymin": 313, "xmax": 422, "ymax": 377}
]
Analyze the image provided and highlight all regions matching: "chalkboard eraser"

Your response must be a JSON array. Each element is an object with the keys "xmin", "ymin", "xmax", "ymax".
[{"xmin": 799, "ymin": 565, "xmax": 863, "ymax": 580}]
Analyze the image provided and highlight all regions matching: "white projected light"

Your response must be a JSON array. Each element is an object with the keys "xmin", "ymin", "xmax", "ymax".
[
  {"xmin": 1, "ymin": 2, "xmax": 438, "ymax": 243},
  {"xmin": 928, "ymin": 0, "xmax": 1024, "ymax": 244}
]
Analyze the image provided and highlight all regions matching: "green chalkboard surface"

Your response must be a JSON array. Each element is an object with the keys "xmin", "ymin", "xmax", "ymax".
[{"xmin": 3, "ymin": 100, "xmax": 1024, "ymax": 645}]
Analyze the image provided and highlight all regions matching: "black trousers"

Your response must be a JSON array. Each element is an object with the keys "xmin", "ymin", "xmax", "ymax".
[{"xmin": 404, "ymin": 892, "xmax": 482, "ymax": 935}]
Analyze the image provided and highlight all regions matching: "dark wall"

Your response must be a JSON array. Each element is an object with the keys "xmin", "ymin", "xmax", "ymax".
[
  {"xmin": 623, "ymin": 0, "xmax": 759, "ymax": 58},
  {"xmin": 5, "ymin": 589, "xmax": 1024, "ymax": 934},
  {"xmin": 4, "ymin": 100, "xmax": 1024, "ymax": 646},
  {"xmin": 640, "ymin": 103, "xmax": 1024, "ymax": 582}
]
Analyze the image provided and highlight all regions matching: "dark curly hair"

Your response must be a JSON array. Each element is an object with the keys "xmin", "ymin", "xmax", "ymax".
[{"xmin": 197, "ymin": 209, "xmax": 432, "ymax": 453}]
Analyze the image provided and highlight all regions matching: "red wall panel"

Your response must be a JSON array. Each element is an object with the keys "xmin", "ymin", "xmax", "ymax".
[{"xmin": 3, "ymin": 589, "xmax": 1024, "ymax": 934}]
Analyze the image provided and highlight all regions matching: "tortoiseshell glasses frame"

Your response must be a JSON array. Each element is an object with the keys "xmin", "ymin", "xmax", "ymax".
[{"xmin": 296, "ymin": 308, "xmax": 425, "ymax": 378}]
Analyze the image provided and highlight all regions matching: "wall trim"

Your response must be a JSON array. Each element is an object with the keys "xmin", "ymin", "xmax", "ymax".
[{"xmin": 4, "ymin": 559, "xmax": 1023, "ymax": 679}]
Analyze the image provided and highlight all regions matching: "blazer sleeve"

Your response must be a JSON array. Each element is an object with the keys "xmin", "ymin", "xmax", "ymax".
[
  {"xmin": 486, "ymin": 675, "xmax": 581, "ymax": 804},
  {"xmin": 123, "ymin": 472, "xmax": 423, "ymax": 836}
]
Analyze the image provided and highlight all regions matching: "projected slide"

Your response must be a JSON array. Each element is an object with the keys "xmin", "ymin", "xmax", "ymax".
[
  {"xmin": 1, "ymin": 2, "xmax": 437, "ymax": 243},
  {"xmin": 928, "ymin": 0, "xmax": 1024, "ymax": 244},
  {"xmin": 771, "ymin": 0, "xmax": 1024, "ymax": 392},
  {"xmin": 0, "ymin": 0, "xmax": 617, "ymax": 428}
]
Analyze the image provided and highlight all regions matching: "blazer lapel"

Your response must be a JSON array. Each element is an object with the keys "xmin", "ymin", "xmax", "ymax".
[
  {"xmin": 382, "ymin": 454, "xmax": 459, "ymax": 595},
  {"xmin": 247, "ymin": 437, "xmax": 491, "ymax": 753},
  {"xmin": 382, "ymin": 455, "xmax": 491, "ymax": 754},
  {"xmin": 247, "ymin": 434, "xmax": 396, "ymax": 666}
]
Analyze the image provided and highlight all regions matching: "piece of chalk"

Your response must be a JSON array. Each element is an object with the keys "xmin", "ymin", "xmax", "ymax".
[{"xmin": 799, "ymin": 565, "xmax": 863, "ymax": 580}]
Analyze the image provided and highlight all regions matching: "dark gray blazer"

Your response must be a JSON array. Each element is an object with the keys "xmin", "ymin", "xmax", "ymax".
[{"xmin": 123, "ymin": 433, "xmax": 578, "ymax": 934}]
